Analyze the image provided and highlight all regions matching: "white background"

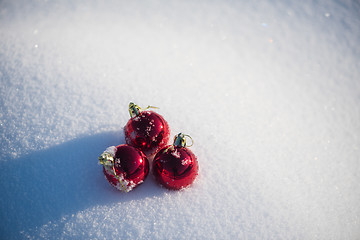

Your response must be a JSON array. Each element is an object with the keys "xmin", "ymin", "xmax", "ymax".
[{"xmin": 0, "ymin": 0, "xmax": 359, "ymax": 239}]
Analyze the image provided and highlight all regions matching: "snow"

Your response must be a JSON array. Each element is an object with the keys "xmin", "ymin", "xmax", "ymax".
[
  {"xmin": 172, "ymin": 149, "xmax": 181, "ymax": 159},
  {"xmin": 104, "ymin": 146, "xmax": 116, "ymax": 158},
  {"xmin": 0, "ymin": 0, "xmax": 359, "ymax": 239}
]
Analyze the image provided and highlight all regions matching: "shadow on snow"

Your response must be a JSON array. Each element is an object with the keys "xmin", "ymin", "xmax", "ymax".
[{"xmin": 0, "ymin": 131, "xmax": 166, "ymax": 239}]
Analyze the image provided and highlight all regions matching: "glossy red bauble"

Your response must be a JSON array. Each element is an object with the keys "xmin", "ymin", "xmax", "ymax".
[
  {"xmin": 99, "ymin": 144, "xmax": 149, "ymax": 192},
  {"xmin": 153, "ymin": 133, "xmax": 199, "ymax": 190},
  {"xmin": 125, "ymin": 103, "xmax": 170, "ymax": 155}
]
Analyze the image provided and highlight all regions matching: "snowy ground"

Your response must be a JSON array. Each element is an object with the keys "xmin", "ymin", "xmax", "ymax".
[{"xmin": 1, "ymin": 0, "xmax": 359, "ymax": 239}]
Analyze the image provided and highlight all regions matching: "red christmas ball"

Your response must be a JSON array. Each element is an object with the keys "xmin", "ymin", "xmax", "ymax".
[
  {"xmin": 99, "ymin": 144, "xmax": 149, "ymax": 192},
  {"xmin": 153, "ymin": 133, "xmax": 199, "ymax": 190},
  {"xmin": 124, "ymin": 102, "xmax": 170, "ymax": 155}
]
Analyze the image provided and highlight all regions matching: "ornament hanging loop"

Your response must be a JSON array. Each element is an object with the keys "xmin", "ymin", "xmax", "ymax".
[
  {"xmin": 145, "ymin": 105, "xmax": 159, "ymax": 110},
  {"xmin": 184, "ymin": 134, "xmax": 194, "ymax": 147},
  {"xmin": 112, "ymin": 166, "xmax": 128, "ymax": 193}
]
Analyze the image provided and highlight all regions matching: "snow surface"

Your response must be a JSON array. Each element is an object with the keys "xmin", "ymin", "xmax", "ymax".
[{"xmin": 1, "ymin": 0, "xmax": 360, "ymax": 239}]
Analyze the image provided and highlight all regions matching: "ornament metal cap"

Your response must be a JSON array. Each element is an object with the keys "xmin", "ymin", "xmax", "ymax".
[
  {"xmin": 129, "ymin": 102, "xmax": 141, "ymax": 118},
  {"xmin": 98, "ymin": 152, "xmax": 114, "ymax": 167}
]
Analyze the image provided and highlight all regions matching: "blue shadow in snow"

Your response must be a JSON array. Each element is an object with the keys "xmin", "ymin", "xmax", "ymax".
[{"xmin": 0, "ymin": 131, "xmax": 166, "ymax": 239}]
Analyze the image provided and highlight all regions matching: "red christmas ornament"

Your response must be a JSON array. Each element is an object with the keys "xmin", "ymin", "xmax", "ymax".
[
  {"xmin": 98, "ymin": 144, "xmax": 149, "ymax": 192},
  {"xmin": 124, "ymin": 102, "xmax": 170, "ymax": 155},
  {"xmin": 153, "ymin": 133, "xmax": 199, "ymax": 190}
]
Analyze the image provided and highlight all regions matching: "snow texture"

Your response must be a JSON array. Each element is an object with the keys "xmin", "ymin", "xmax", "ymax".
[
  {"xmin": 1, "ymin": 0, "xmax": 360, "ymax": 239},
  {"xmin": 104, "ymin": 146, "xmax": 116, "ymax": 158}
]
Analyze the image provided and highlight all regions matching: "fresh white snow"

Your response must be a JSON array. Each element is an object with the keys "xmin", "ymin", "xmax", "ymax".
[{"xmin": 0, "ymin": 0, "xmax": 359, "ymax": 239}]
